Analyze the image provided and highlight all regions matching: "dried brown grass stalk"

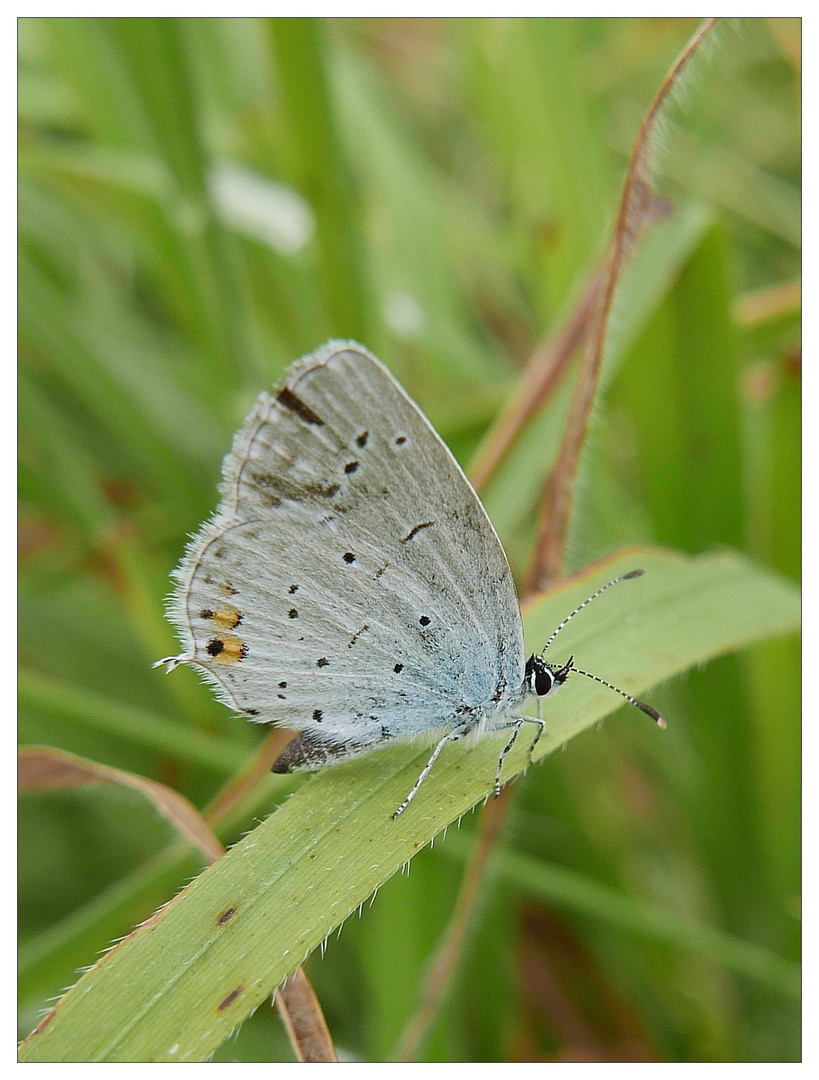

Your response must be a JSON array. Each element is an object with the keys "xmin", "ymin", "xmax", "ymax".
[
  {"xmin": 276, "ymin": 967, "xmax": 340, "ymax": 1062},
  {"xmin": 523, "ymin": 17, "xmax": 719, "ymax": 597},
  {"xmin": 389, "ymin": 18, "xmax": 721, "ymax": 1062},
  {"xmin": 392, "ymin": 785, "xmax": 514, "ymax": 1062},
  {"xmin": 18, "ymin": 746, "xmax": 226, "ymax": 865},
  {"xmin": 204, "ymin": 727, "xmax": 294, "ymax": 825},
  {"xmin": 468, "ymin": 268, "xmax": 603, "ymax": 493}
]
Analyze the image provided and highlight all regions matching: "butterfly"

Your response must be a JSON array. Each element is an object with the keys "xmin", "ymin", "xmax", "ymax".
[{"xmin": 156, "ymin": 342, "xmax": 663, "ymax": 816}]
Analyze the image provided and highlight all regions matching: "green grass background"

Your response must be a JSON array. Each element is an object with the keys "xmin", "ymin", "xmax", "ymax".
[{"xmin": 18, "ymin": 17, "xmax": 800, "ymax": 1062}]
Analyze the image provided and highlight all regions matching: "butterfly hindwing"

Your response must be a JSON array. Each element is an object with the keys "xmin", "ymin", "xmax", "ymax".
[{"xmin": 167, "ymin": 342, "xmax": 524, "ymax": 763}]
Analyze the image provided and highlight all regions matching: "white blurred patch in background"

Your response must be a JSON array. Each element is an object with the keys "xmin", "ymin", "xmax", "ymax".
[
  {"xmin": 382, "ymin": 290, "xmax": 425, "ymax": 338},
  {"xmin": 211, "ymin": 162, "xmax": 315, "ymax": 255}
]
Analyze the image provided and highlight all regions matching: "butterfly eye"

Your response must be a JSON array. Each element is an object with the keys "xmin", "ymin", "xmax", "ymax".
[
  {"xmin": 525, "ymin": 656, "xmax": 555, "ymax": 697},
  {"xmin": 534, "ymin": 665, "xmax": 555, "ymax": 697}
]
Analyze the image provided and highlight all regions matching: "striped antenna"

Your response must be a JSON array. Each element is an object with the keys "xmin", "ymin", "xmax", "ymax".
[
  {"xmin": 570, "ymin": 664, "xmax": 666, "ymax": 729},
  {"xmin": 540, "ymin": 569, "xmax": 645, "ymax": 656}
]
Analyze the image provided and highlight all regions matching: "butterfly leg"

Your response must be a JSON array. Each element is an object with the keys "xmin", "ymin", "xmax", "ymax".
[
  {"xmin": 494, "ymin": 712, "xmax": 547, "ymax": 794},
  {"xmin": 525, "ymin": 716, "xmax": 546, "ymax": 765},
  {"xmin": 392, "ymin": 724, "xmax": 472, "ymax": 819},
  {"xmin": 494, "ymin": 718, "xmax": 525, "ymax": 797}
]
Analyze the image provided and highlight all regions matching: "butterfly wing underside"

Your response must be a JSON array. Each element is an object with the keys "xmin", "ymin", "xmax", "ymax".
[{"xmin": 167, "ymin": 341, "xmax": 524, "ymax": 768}]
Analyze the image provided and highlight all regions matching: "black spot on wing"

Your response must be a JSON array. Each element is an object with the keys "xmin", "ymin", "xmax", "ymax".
[
  {"xmin": 276, "ymin": 386, "xmax": 324, "ymax": 425},
  {"xmin": 400, "ymin": 520, "xmax": 436, "ymax": 544}
]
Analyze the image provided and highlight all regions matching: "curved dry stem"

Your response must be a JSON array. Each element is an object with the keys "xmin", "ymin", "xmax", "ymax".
[
  {"xmin": 523, "ymin": 17, "xmax": 720, "ymax": 597},
  {"xmin": 204, "ymin": 727, "xmax": 294, "ymax": 825},
  {"xmin": 18, "ymin": 746, "xmax": 227, "ymax": 866},
  {"xmin": 276, "ymin": 967, "xmax": 339, "ymax": 1062},
  {"xmin": 468, "ymin": 268, "xmax": 603, "ymax": 493},
  {"xmin": 392, "ymin": 784, "xmax": 514, "ymax": 1062},
  {"xmin": 395, "ymin": 19, "xmax": 723, "ymax": 1063}
]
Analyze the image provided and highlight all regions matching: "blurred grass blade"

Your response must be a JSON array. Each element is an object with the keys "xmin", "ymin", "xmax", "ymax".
[
  {"xmin": 613, "ymin": 222, "xmax": 774, "ymax": 943},
  {"xmin": 466, "ymin": 845, "xmax": 799, "ymax": 998},
  {"xmin": 19, "ymin": 747, "xmax": 225, "ymax": 865},
  {"xmin": 268, "ymin": 18, "xmax": 370, "ymax": 342},
  {"xmin": 18, "ymin": 670, "xmax": 248, "ymax": 775},
  {"xmin": 392, "ymin": 784, "xmax": 515, "ymax": 1062},
  {"xmin": 19, "ymin": 547, "xmax": 799, "ymax": 1062}
]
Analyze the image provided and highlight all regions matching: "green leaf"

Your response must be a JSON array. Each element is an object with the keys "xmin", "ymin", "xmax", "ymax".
[
  {"xmin": 268, "ymin": 18, "xmax": 371, "ymax": 343},
  {"xmin": 19, "ymin": 546, "xmax": 799, "ymax": 1062}
]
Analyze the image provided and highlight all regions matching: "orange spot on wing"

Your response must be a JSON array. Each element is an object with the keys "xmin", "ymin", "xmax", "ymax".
[
  {"xmin": 201, "ymin": 606, "xmax": 242, "ymax": 630},
  {"xmin": 205, "ymin": 633, "xmax": 247, "ymax": 664}
]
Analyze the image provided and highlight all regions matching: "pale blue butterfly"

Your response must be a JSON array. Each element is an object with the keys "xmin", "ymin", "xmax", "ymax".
[{"xmin": 156, "ymin": 342, "xmax": 663, "ymax": 816}]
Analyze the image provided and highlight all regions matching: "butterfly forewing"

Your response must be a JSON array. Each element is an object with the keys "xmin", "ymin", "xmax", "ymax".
[{"xmin": 168, "ymin": 342, "xmax": 524, "ymax": 764}]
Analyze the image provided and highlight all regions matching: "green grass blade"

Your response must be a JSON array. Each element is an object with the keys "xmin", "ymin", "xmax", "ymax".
[
  {"xmin": 18, "ymin": 845, "xmax": 204, "ymax": 1013},
  {"xmin": 439, "ymin": 839, "xmax": 799, "ymax": 998},
  {"xmin": 19, "ymin": 547, "xmax": 799, "ymax": 1062},
  {"xmin": 442, "ymin": 842, "xmax": 803, "ymax": 993},
  {"xmin": 18, "ymin": 672, "xmax": 248, "ymax": 776},
  {"xmin": 268, "ymin": 18, "xmax": 371, "ymax": 343}
]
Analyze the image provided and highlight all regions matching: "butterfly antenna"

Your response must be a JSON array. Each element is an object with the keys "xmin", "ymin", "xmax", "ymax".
[
  {"xmin": 570, "ymin": 664, "xmax": 666, "ymax": 729},
  {"xmin": 541, "ymin": 569, "xmax": 645, "ymax": 656}
]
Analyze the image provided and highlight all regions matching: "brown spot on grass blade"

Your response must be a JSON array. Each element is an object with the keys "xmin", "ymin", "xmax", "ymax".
[
  {"xmin": 216, "ymin": 985, "xmax": 244, "ymax": 1013},
  {"xmin": 276, "ymin": 967, "xmax": 339, "ymax": 1062},
  {"xmin": 216, "ymin": 907, "xmax": 238, "ymax": 926},
  {"xmin": 18, "ymin": 747, "xmax": 225, "ymax": 865}
]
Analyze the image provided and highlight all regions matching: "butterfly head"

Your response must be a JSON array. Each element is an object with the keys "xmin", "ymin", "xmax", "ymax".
[{"xmin": 524, "ymin": 653, "xmax": 574, "ymax": 699}]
